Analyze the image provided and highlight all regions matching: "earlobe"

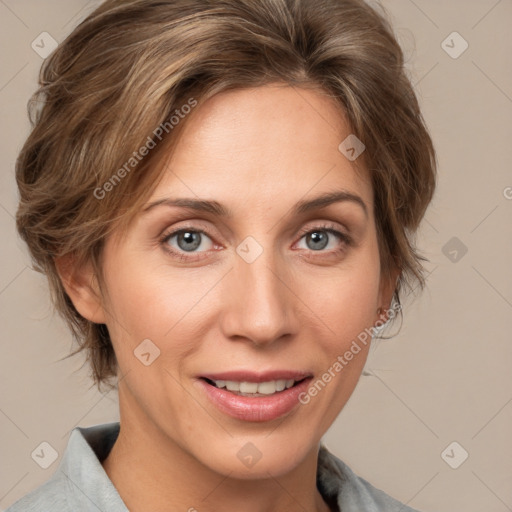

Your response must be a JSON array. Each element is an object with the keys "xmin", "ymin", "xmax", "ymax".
[{"xmin": 54, "ymin": 254, "xmax": 107, "ymax": 324}]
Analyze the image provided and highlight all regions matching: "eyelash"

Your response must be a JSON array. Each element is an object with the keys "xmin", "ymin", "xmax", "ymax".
[{"xmin": 159, "ymin": 223, "xmax": 353, "ymax": 262}]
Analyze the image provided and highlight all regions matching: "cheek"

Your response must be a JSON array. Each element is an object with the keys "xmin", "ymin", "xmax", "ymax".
[
  {"xmin": 101, "ymin": 256, "xmax": 219, "ymax": 377},
  {"xmin": 101, "ymin": 250, "xmax": 195, "ymax": 337},
  {"xmin": 302, "ymin": 265, "xmax": 379, "ymax": 426},
  {"xmin": 300, "ymin": 256, "xmax": 381, "ymax": 340}
]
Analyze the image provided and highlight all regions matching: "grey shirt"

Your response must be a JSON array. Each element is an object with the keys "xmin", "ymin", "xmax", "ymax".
[{"xmin": 6, "ymin": 422, "xmax": 420, "ymax": 512}]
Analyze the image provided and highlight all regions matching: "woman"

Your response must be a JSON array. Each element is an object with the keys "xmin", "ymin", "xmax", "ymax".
[{"xmin": 8, "ymin": 0, "xmax": 436, "ymax": 510}]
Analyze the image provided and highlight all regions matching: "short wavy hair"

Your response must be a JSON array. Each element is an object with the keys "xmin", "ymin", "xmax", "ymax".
[{"xmin": 15, "ymin": 0, "xmax": 437, "ymax": 391}]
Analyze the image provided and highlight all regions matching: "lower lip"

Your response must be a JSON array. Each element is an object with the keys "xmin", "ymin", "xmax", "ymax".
[{"xmin": 197, "ymin": 378, "xmax": 313, "ymax": 422}]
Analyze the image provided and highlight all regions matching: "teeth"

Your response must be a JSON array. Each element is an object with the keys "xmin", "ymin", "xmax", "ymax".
[
  {"xmin": 225, "ymin": 381, "xmax": 239, "ymax": 391},
  {"xmin": 212, "ymin": 379, "xmax": 298, "ymax": 394},
  {"xmin": 240, "ymin": 382, "xmax": 259, "ymax": 393}
]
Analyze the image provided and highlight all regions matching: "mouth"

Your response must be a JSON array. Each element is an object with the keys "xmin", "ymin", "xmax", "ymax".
[
  {"xmin": 201, "ymin": 377, "xmax": 308, "ymax": 397},
  {"xmin": 196, "ymin": 373, "xmax": 314, "ymax": 422}
]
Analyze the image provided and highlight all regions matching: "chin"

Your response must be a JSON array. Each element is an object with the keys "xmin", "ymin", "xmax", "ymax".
[{"xmin": 192, "ymin": 434, "xmax": 315, "ymax": 480}]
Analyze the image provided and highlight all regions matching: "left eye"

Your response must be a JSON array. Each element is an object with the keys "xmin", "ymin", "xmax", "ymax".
[{"xmin": 296, "ymin": 228, "xmax": 346, "ymax": 252}]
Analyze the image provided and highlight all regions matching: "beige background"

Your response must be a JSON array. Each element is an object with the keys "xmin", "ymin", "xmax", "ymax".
[{"xmin": 0, "ymin": 1, "xmax": 511, "ymax": 511}]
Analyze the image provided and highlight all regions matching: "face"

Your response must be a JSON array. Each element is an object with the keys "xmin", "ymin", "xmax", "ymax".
[{"xmin": 72, "ymin": 84, "xmax": 395, "ymax": 478}]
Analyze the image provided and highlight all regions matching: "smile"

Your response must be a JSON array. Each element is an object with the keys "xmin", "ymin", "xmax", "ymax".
[
  {"xmin": 205, "ymin": 378, "xmax": 302, "ymax": 396},
  {"xmin": 197, "ymin": 373, "xmax": 314, "ymax": 422}
]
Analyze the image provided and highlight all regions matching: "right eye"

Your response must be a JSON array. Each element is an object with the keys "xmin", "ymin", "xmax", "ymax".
[{"xmin": 160, "ymin": 227, "xmax": 216, "ymax": 261}]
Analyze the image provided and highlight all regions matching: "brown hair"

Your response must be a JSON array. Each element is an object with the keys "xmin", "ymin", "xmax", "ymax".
[{"xmin": 16, "ymin": 0, "xmax": 437, "ymax": 391}]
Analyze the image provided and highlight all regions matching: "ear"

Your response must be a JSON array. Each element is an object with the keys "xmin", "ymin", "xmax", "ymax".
[
  {"xmin": 375, "ymin": 265, "xmax": 401, "ymax": 324},
  {"xmin": 55, "ymin": 254, "xmax": 107, "ymax": 324}
]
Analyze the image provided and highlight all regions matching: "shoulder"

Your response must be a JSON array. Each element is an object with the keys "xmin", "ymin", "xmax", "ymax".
[
  {"xmin": 6, "ymin": 422, "xmax": 124, "ymax": 512},
  {"xmin": 318, "ymin": 443, "xmax": 421, "ymax": 512},
  {"xmin": 5, "ymin": 471, "xmax": 70, "ymax": 512}
]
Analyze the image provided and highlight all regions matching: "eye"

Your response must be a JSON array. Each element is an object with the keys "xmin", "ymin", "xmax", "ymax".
[
  {"xmin": 161, "ymin": 228, "xmax": 215, "ymax": 259},
  {"xmin": 295, "ymin": 223, "xmax": 352, "ymax": 254}
]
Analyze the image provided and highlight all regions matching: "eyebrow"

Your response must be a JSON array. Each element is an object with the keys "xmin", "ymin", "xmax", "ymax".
[{"xmin": 142, "ymin": 190, "xmax": 368, "ymax": 218}]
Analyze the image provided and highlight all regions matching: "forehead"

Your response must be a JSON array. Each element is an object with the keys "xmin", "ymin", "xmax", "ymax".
[{"xmin": 149, "ymin": 85, "xmax": 372, "ymax": 214}]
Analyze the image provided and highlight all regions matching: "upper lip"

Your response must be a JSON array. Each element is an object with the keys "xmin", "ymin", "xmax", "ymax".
[{"xmin": 200, "ymin": 370, "xmax": 313, "ymax": 383}]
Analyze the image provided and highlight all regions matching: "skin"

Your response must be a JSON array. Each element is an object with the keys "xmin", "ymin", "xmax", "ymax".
[{"xmin": 58, "ymin": 84, "xmax": 398, "ymax": 512}]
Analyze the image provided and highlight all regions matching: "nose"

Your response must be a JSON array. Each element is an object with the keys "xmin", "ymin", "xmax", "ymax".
[{"xmin": 219, "ymin": 247, "xmax": 297, "ymax": 347}]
